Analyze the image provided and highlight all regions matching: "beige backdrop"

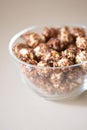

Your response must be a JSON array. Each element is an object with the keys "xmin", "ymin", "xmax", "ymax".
[{"xmin": 0, "ymin": 0, "xmax": 87, "ymax": 130}]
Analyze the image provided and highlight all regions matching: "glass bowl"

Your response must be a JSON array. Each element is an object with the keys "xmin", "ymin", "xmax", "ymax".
[{"xmin": 9, "ymin": 25, "xmax": 87, "ymax": 100}]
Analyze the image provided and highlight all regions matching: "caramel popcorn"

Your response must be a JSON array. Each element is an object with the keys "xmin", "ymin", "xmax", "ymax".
[
  {"xmin": 76, "ymin": 50, "xmax": 87, "ymax": 63},
  {"xmin": 12, "ymin": 26, "xmax": 87, "ymax": 96},
  {"xmin": 70, "ymin": 27, "xmax": 86, "ymax": 37},
  {"xmin": 61, "ymin": 48, "xmax": 76, "ymax": 61},
  {"xmin": 37, "ymin": 61, "xmax": 48, "ymax": 67},
  {"xmin": 47, "ymin": 38, "xmax": 64, "ymax": 51},
  {"xmin": 41, "ymin": 49, "xmax": 60, "ymax": 65},
  {"xmin": 13, "ymin": 43, "xmax": 28, "ymax": 55},
  {"xmin": 33, "ymin": 43, "xmax": 49, "ymax": 59},
  {"xmin": 67, "ymin": 44, "xmax": 77, "ymax": 51},
  {"xmin": 21, "ymin": 32, "xmax": 46, "ymax": 48},
  {"xmin": 50, "ymin": 71, "xmax": 63, "ymax": 88},
  {"xmin": 57, "ymin": 57, "xmax": 73, "ymax": 67},
  {"xmin": 76, "ymin": 36, "xmax": 87, "ymax": 49},
  {"xmin": 36, "ymin": 67, "xmax": 51, "ymax": 78},
  {"xmin": 57, "ymin": 26, "xmax": 73, "ymax": 45},
  {"xmin": 13, "ymin": 43, "xmax": 32, "ymax": 61},
  {"xmin": 51, "ymin": 50, "xmax": 60, "ymax": 60},
  {"xmin": 26, "ymin": 59, "xmax": 37, "ymax": 65},
  {"xmin": 41, "ymin": 50, "xmax": 51, "ymax": 62},
  {"xmin": 43, "ymin": 27, "xmax": 57, "ymax": 39}
]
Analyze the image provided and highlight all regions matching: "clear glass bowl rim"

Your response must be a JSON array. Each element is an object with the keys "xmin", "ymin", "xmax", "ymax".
[{"xmin": 9, "ymin": 25, "xmax": 87, "ymax": 69}]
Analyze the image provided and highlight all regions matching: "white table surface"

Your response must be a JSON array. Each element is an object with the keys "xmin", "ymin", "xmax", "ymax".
[{"xmin": 0, "ymin": 0, "xmax": 87, "ymax": 130}]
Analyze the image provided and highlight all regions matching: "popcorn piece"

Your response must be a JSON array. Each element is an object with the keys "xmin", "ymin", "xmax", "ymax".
[
  {"xmin": 76, "ymin": 36, "xmax": 87, "ymax": 49},
  {"xmin": 47, "ymin": 50, "xmax": 60, "ymax": 67},
  {"xmin": 26, "ymin": 33, "xmax": 41, "ymax": 47},
  {"xmin": 67, "ymin": 66, "xmax": 84, "ymax": 90},
  {"xmin": 58, "ymin": 57, "xmax": 73, "ymax": 67},
  {"xmin": 67, "ymin": 44, "xmax": 77, "ymax": 51},
  {"xmin": 67, "ymin": 66, "xmax": 83, "ymax": 80},
  {"xmin": 47, "ymin": 59, "xmax": 58, "ymax": 67},
  {"xmin": 19, "ymin": 48, "xmax": 28, "ymax": 57},
  {"xmin": 47, "ymin": 38, "xmax": 64, "ymax": 51},
  {"xmin": 39, "ymin": 34, "xmax": 46, "ymax": 43},
  {"xmin": 76, "ymin": 50, "xmax": 87, "ymax": 63},
  {"xmin": 38, "ymin": 50, "xmax": 60, "ymax": 67},
  {"xmin": 36, "ymin": 67, "xmax": 51, "ymax": 78},
  {"xmin": 51, "ymin": 50, "xmax": 60, "ymax": 59},
  {"xmin": 41, "ymin": 50, "xmax": 51, "ymax": 62},
  {"xmin": 57, "ymin": 83, "xmax": 69, "ymax": 94},
  {"xmin": 37, "ymin": 61, "xmax": 48, "ymax": 67},
  {"xmin": 21, "ymin": 31, "xmax": 34, "ymax": 40},
  {"xmin": 13, "ymin": 43, "xmax": 34, "ymax": 61},
  {"xmin": 21, "ymin": 32, "xmax": 46, "ymax": 48},
  {"xmin": 61, "ymin": 48, "xmax": 76, "ymax": 61},
  {"xmin": 70, "ymin": 27, "xmax": 86, "ymax": 37},
  {"xmin": 26, "ymin": 59, "xmax": 37, "ymax": 65},
  {"xmin": 43, "ymin": 27, "xmax": 57, "ymax": 39},
  {"xmin": 19, "ymin": 48, "xmax": 35, "ymax": 60},
  {"xmin": 13, "ymin": 43, "xmax": 28, "ymax": 55},
  {"xmin": 58, "ymin": 26, "xmax": 73, "ymax": 45},
  {"xmin": 42, "ymin": 49, "xmax": 60, "ymax": 63},
  {"xmin": 50, "ymin": 71, "xmax": 63, "ymax": 88},
  {"xmin": 34, "ymin": 43, "xmax": 49, "ymax": 59}
]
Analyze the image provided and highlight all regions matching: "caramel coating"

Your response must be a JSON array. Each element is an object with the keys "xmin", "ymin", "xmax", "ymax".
[
  {"xmin": 76, "ymin": 36, "xmax": 87, "ymax": 49},
  {"xmin": 57, "ymin": 57, "xmax": 73, "ymax": 67},
  {"xmin": 37, "ymin": 61, "xmax": 48, "ymax": 67},
  {"xmin": 47, "ymin": 38, "xmax": 64, "ymax": 51},
  {"xmin": 57, "ymin": 27, "xmax": 73, "ymax": 45},
  {"xmin": 50, "ymin": 71, "xmax": 63, "ymax": 88},
  {"xmin": 43, "ymin": 27, "xmax": 57, "ymax": 39},
  {"xmin": 21, "ymin": 32, "xmax": 46, "ymax": 48},
  {"xmin": 13, "ymin": 43, "xmax": 34, "ymax": 61},
  {"xmin": 70, "ymin": 27, "xmax": 86, "ymax": 37},
  {"xmin": 33, "ymin": 43, "xmax": 49, "ymax": 59},
  {"xmin": 61, "ymin": 48, "xmax": 76, "ymax": 61},
  {"xmin": 76, "ymin": 50, "xmax": 87, "ymax": 63}
]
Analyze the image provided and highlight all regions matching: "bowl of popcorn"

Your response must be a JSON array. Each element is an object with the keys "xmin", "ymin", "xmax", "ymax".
[{"xmin": 9, "ymin": 25, "xmax": 87, "ymax": 100}]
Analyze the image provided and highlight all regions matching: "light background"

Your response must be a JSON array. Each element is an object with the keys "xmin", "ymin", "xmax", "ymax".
[{"xmin": 0, "ymin": 0, "xmax": 87, "ymax": 130}]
